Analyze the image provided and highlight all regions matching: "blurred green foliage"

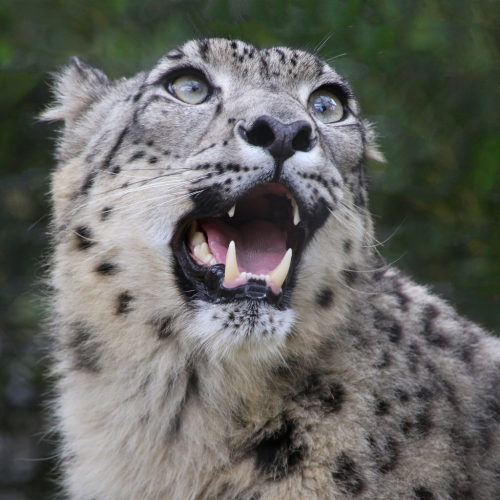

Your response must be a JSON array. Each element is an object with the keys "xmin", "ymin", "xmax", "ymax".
[{"xmin": 1, "ymin": 0, "xmax": 499, "ymax": 497}]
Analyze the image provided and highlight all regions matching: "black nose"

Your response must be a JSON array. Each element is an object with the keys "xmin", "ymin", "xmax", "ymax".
[{"xmin": 240, "ymin": 115, "xmax": 315, "ymax": 165}]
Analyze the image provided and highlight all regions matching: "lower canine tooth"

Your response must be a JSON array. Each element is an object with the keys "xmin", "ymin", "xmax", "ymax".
[
  {"xmin": 269, "ymin": 249, "xmax": 292, "ymax": 290},
  {"xmin": 224, "ymin": 241, "xmax": 240, "ymax": 284}
]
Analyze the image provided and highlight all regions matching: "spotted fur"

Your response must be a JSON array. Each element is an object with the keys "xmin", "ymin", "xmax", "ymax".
[{"xmin": 43, "ymin": 39, "xmax": 500, "ymax": 499}]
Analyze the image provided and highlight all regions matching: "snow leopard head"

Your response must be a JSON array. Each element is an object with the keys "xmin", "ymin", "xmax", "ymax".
[{"xmin": 44, "ymin": 38, "xmax": 382, "ymax": 361}]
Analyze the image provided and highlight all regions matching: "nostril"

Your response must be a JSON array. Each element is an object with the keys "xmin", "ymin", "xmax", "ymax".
[
  {"xmin": 245, "ymin": 120, "xmax": 275, "ymax": 148},
  {"xmin": 240, "ymin": 115, "xmax": 314, "ymax": 166},
  {"xmin": 292, "ymin": 125, "xmax": 314, "ymax": 152}
]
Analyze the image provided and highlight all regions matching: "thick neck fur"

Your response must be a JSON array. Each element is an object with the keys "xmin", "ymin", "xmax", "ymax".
[{"xmin": 54, "ymin": 287, "xmax": 368, "ymax": 499}]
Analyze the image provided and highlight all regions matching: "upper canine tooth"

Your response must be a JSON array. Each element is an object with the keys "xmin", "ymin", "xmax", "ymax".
[
  {"xmin": 224, "ymin": 240, "xmax": 240, "ymax": 284},
  {"xmin": 269, "ymin": 248, "xmax": 292, "ymax": 290},
  {"xmin": 291, "ymin": 197, "xmax": 300, "ymax": 226},
  {"xmin": 228, "ymin": 205, "xmax": 236, "ymax": 218}
]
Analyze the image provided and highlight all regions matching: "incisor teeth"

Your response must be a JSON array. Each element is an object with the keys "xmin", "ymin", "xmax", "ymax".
[
  {"xmin": 269, "ymin": 249, "xmax": 292, "ymax": 290},
  {"xmin": 224, "ymin": 240, "xmax": 240, "ymax": 283},
  {"xmin": 228, "ymin": 205, "xmax": 236, "ymax": 218}
]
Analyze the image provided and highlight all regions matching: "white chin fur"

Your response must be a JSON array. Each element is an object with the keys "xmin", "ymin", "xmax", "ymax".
[{"xmin": 184, "ymin": 301, "xmax": 295, "ymax": 363}]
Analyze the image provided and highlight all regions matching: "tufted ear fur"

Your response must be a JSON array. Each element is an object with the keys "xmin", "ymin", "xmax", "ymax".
[
  {"xmin": 363, "ymin": 119, "xmax": 386, "ymax": 163},
  {"xmin": 41, "ymin": 57, "xmax": 109, "ymax": 124}
]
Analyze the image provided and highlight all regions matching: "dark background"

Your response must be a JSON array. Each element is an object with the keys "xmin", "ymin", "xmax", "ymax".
[{"xmin": 1, "ymin": 1, "xmax": 499, "ymax": 498}]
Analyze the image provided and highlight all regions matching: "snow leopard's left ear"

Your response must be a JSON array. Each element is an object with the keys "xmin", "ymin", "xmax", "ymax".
[
  {"xmin": 362, "ymin": 119, "xmax": 386, "ymax": 163},
  {"xmin": 41, "ymin": 56, "xmax": 109, "ymax": 124}
]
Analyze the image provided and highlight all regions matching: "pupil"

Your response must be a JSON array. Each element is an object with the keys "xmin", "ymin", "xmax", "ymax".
[
  {"xmin": 314, "ymin": 96, "xmax": 335, "ymax": 113},
  {"xmin": 182, "ymin": 80, "xmax": 200, "ymax": 93}
]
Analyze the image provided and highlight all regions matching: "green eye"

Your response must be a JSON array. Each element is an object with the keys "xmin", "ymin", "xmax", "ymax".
[
  {"xmin": 308, "ymin": 89, "xmax": 344, "ymax": 123},
  {"xmin": 168, "ymin": 74, "xmax": 210, "ymax": 104}
]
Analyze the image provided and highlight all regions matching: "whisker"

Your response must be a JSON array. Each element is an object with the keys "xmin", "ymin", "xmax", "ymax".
[
  {"xmin": 64, "ymin": 173, "xmax": 210, "ymax": 219},
  {"xmin": 107, "ymin": 189, "xmax": 206, "ymax": 218},
  {"xmin": 335, "ymin": 279, "xmax": 380, "ymax": 297},
  {"xmin": 325, "ymin": 53, "xmax": 348, "ymax": 63},
  {"xmin": 338, "ymin": 253, "xmax": 405, "ymax": 274},
  {"xmin": 97, "ymin": 172, "xmax": 189, "ymax": 195},
  {"xmin": 328, "ymin": 207, "xmax": 364, "ymax": 236},
  {"xmin": 112, "ymin": 167, "xmax": 172, "ymax": 172},
  {"xmin": 313, "ymin": 32, "xmax": 334, "ymax": 55},
  {"xmin": 364, "ymin": 219, "xmax": 406, "ymax": 249}
]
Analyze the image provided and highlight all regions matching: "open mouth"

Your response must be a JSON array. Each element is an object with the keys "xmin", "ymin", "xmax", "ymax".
[{"xmin": 172, "ymin": 182, "xmax": 308, "ymax": 308}]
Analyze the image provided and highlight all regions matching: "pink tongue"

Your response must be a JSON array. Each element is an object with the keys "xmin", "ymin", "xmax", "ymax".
[{"xmin": 201, "ymin": 219, "xmax": 287, "ymax": 274}]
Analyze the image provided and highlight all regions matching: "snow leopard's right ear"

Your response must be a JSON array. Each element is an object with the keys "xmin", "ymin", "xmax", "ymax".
[{"xmin": 41, "ymin": 57, "xmax": 109, "ymax": 123}]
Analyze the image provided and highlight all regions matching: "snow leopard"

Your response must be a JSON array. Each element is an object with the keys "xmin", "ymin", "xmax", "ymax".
[{"xmin": 42, "ymin": 38, "xmax": 500, "ymax": 499}]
